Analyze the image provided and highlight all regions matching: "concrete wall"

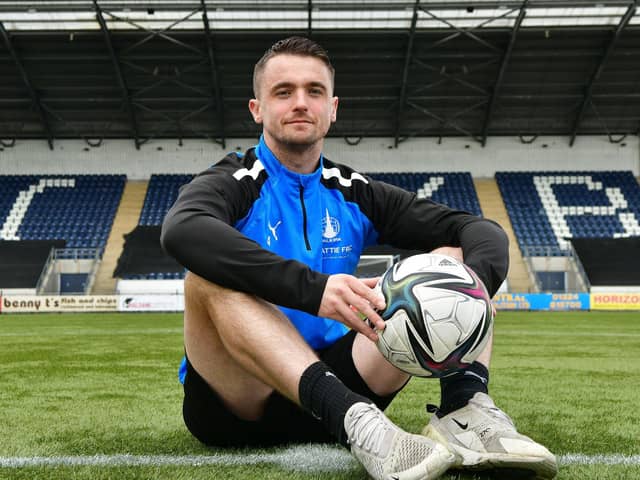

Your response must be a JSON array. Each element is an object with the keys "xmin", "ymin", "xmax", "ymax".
[{"xmin": 1, "ymin": 135, "xmax": 638, "ymax": 179}]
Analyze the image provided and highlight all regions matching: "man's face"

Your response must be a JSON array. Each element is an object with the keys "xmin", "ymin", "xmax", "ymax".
[{"xmin": 249, "ymin": 54, "xmax": 338, "ymax": 150}]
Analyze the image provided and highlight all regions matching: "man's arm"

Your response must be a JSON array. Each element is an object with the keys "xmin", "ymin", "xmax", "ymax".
[
  {"xmin": 160, "ymin": 167, "xmax": 329, "ymax": 314},
  {"xmin": 455, "ymin": 219, "xmax": 508, "ymax": 297},
  {"xmin": 362, "ymin": 180, "xmax": 509, "ymax": 297}
]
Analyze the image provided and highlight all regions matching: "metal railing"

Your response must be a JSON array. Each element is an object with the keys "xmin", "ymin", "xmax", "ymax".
[
  {"xmin": 83, "ymin": 249, "xmax": 102, "ymax": 294},
  {"xmin": 521, "ymin": 244, "xmax": 591, "ymax": 293},
  {"xmin": 34, "ymin": 246, "xmax": 57, "ymax": 294},
  {"xmin": 520, "ymin": 247, "xmax": 542, "ymax": 293},
  {"xmin": 566, "ymin": 242, "xmax": 591, "ymax": 292},
  {"xmin": 35, "ymin": 248, "xmax": 100, "ymax": 295}
]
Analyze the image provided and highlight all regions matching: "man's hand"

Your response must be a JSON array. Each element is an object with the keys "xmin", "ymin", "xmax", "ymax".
[{"xmin": 318, "ymin": 274, "xmax": 386, "ymax": 342}]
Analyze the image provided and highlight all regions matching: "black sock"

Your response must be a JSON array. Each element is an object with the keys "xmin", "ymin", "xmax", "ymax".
[
  {"xmin": 298, "ymin": 361, "xmax": 370, "ymax": 447},
  {"xmin": 437, "ymin": 361, "xmax": 489, "ymax": 417}
]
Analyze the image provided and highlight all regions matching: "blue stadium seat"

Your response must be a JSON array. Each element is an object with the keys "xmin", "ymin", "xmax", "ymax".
[
  {"xmin": 138, "ymin": 174, "xmax": 194, "ymax": 227},
  {"xmin": 366, "ymin": 172, "xmax": 483, "ymax": 217},
  {"xmin": 0, "ymin": 174, "xmax": 126, "ymax": 257},
  {"xmin": 496, "ymin": 170, "xmax": 640, "ymax": 256}
]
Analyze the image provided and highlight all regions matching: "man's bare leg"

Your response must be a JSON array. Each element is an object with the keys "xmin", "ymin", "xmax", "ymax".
[
  {"xmin": 351, "ymin": 332, "xmax": 410, "ymax": 396},
  {"xmin": 183, "ymin": 272, "xmax": 318, "ymax": 419},
  {"xmin": 182, "ymin": 272, "xmax": 455, "ymax": 480}
]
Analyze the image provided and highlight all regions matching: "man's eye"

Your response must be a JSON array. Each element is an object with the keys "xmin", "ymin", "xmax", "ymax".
[
  {"xmin": 309, "ymin": 88, "xmax": 323, "ymax": 95},
  {"xmin": 276, "ymin": 90, "xmax": 290, "ymax": 97}
]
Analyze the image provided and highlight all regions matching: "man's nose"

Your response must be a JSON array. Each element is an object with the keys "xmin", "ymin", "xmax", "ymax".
[{"xmin": 292, "ymin": 90, "xmax": 309, "ymax": 110}]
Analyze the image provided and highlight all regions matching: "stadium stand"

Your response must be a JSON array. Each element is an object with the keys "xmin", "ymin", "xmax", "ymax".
[
  {"xmin": 109, "ymin": 174, "xmax": 192, "ymax": 282},
  {"xmin": 496, "ymin": 171, "xmax": 640, "ymax": 257},
  {"xmin": 473, "ymin": 179, "xmax": 530, "ymax": 293},
  {"xmin": 120, "ymin": 172, "xmax": 483, "ymax": 281},
  {"xmin": 367, "ymin": 172, "xmax": 483, "ymax": 217},
  {"xmin": 92, "ymin": 180, "xmax": 148, "ymax": 294},
  {"xmin": 138, "ymin": 174, "xmax": 194, "ymax": 226},
  {"xmin": 0, "ymin": 175, "xmax": 126, "ymax": 254},
  {"xmin": 113, "ymin": 225, "xmax": 183, "ymax": 280}
]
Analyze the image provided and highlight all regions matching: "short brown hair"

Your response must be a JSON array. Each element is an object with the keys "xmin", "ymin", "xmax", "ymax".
[{"xmin": 252, "ymin": 36, "xmax": 335, "ymax": 97}]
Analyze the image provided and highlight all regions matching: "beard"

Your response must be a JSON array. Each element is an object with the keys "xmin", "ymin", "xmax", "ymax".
[{"xmin": 270, "ymin": 123, "xmax": 328, "ymax": 150}]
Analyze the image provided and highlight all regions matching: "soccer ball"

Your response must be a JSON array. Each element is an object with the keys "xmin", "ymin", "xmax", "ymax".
[{"xmin": 373, "ymin": 253, "xmax": 493, "ymax": 378}]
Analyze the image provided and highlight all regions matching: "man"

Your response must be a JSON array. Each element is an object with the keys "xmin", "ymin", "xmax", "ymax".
[{"xmin": 161, "ymin": 36, "xmax": 557, "ymax": 480}]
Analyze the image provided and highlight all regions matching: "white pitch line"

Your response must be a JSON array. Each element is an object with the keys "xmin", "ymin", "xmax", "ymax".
[
  {"xmin": 0, "ymin": 445, "xmax": 355, "ymax": 472},
  {"xmin": 1, "ymin": 447, "xmax": 639, "ymax": 470},
  {"xmin": 498, "ymin": 330, "xmax": 640, "ymax": 338},
  {"xmin": 0, "ymin": 328, "xmax": 182, "ymax": 338},
  {"xmin": 559, "ymin": 453, "xmax": 640, "ymax": 466}
]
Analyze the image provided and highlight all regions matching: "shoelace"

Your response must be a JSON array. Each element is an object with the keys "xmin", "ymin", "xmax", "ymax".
[
  {"xmin": 481, "ymin": 403, "xmax": 515, "ymax": 427},
  {"xmin": 426, "ymin": 401, "xmax": 515, "ymax": 428},
  {"xmin": 347, "ymin": 405, "xmax": 391, "ymax": 456}
]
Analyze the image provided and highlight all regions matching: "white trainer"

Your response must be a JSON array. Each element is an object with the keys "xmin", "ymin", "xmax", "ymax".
[
  {"xmin": 344, "ymin": 402, "xmax": 455, "ymax": 480},
  {"xmin": 421, "ymin": 393, "xmax": 558, "ymax": 479}
]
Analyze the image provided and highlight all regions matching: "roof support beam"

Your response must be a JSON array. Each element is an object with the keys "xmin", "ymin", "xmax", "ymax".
[
  {"xmin": 0, "ymin": 20, "xmax": 54, "ymax": 150},
  {"xmin": 406, "ymin": 100, "xmax": 482, "ymax": 141},
  {"xmin": 569, "ymin": 0, "xmax": 637, "ymax": 146},
  {"xmin": 399, "ymin": 3, "xmax": 516, "ymax": 144},
  {"xmin": 201, "ymin": 0, "xmax": 225, "ymax": 148},
  {"xmin": 93, "ymin": 0, "xmax": 142, "ymax": 149},
  {"xmin": 307, "ymin": 0, "xmax": 313, "ymax": 37},
  {"xmin": 419, "ymin": 6, "xmax": 516, "ymax": 53},
  {"xmin": 133, "ymin": 102, "xmax": 218, "ymax": 143},
  {"xmin": 481, "ymin": 1, "xmax": 527, "ymax": 146},
  {"xmin": 393, "ymin": 0, "xmax": 420, "ymax": 148},
  {"xmin": 405, "ymin": 99, "xmax": 487, "ymax": 140},
  {"xmin": 411, "ymin": 57, "xmax": 490, "ymax": 95},
  {"xmin": 115, "ymin": 9, "xmax": 204, "ymax": 56}
]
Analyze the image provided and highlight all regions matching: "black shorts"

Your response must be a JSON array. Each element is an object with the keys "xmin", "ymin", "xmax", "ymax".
[{"xmin": 182, "ymin": 330, "xmax": 401, "ymax": 447}]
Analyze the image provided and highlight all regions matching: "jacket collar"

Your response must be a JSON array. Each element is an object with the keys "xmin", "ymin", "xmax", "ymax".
[{"xmin": 255, "ymin": 135, "xmax": 323, "ymax": 189}]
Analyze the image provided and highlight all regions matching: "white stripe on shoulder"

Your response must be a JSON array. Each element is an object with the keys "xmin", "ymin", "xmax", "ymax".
[
  {"xmin": 232, "ymin": 159, "xmax": 265, "ymax": 181},
  {"xmin": 322, "ymin": 167, "xmax": 368, "ymax": 187}
]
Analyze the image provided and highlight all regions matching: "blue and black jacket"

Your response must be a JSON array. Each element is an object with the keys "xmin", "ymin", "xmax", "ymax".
[{"xmin": 161, "ymin": 136, "xmax": 508, "ymax": 350}]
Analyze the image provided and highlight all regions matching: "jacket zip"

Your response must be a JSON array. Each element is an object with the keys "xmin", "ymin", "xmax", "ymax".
[{"xmin": 299, "ymin": 185, "xmax": 311, "ymax": 251}]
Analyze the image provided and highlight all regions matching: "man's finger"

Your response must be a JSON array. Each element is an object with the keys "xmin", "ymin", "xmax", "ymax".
[
  {"xmin": 360, "ymin": 277, "xmax": 380, "ymax": 288},
  {"xmin": 350, "ymin": 277, "xmax": 385, "ymax": 311},
  {"xmin": 350, "ymin": 303, "xmax": 385, "ymax": 331},
  {"xmin": 364, "ymin": 309, "xmax": 385, "ymax": 331},
  {"xmin": 344, "ymin": 305, "xmax": 378, "ymax": 341}
]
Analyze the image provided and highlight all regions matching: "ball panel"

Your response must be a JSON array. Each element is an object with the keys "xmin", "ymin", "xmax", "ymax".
[
  {"xmin": 377, "ymin": 309, "xmax": 424, "ymax": 376},
  {"xmin": 416, "ymin": 289, "xmax": 458, "ymax": 321}
]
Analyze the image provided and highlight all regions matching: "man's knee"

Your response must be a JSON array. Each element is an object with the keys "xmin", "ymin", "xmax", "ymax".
[
  {"xmin": 184, "ymin": 272, "xmax": 258, "ymax": 320},
  {"xmin": 185, "ymin": 272, "xmax": 236, "ymax": 303},
  {"xmin": 185, "ymin": 271, "xmax": 222, "ymax": 297}
]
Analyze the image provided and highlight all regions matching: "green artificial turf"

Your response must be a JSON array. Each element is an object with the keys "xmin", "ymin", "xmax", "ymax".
[{"xmin": 1, "ymin": 311, "xmax": 639, "ymax": 479}]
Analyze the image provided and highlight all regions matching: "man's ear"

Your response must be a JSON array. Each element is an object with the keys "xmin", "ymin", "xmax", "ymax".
[
  {"xmin": 330, "ymin": 96, "xmax": 339, "ymax": 123},
  {"xmin": 248, "ymin": 98, "xmax": 262, "ymax": 124}
]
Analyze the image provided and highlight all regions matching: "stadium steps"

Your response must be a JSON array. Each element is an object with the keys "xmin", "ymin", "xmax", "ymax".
[
  {"xmin": 473, "ymin": 178, "xmax": 533, "ymax": 293},
  {"xmin": 92, "ymin": 180, "xmax": 148, "ymax": 294}
]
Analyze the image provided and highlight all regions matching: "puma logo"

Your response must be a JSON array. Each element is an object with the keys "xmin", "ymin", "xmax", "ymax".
[{"xmin": 268, "ymin": 220, "xmax": 282, "ymax": 241}]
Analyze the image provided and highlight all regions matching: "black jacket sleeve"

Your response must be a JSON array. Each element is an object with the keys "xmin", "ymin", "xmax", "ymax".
[
  {"xmin": 362, "ymin": 179, "xmax": 509, "ymax": 297},
  {"xmin": 454, "ymin": 219, "xmax": 509, "ymax": 297},
  {"xmin": 160, "ymin": 163, "xmax": 329, "ymax": 315}
]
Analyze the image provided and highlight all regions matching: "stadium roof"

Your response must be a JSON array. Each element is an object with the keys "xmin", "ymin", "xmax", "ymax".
[{"xmin": 0, "ymin": 0, "xmax": 639, "ymax": 149}]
